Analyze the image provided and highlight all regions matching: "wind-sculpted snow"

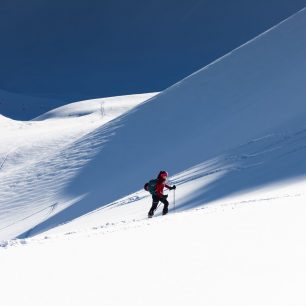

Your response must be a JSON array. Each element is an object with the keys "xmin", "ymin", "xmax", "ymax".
[
  {"xmin": 0, "ymin": 93, "xmax": 157, "ymax": 240},
  {"xmin": 30, "ymin": 126, "xmax": 306, "ymax": 237},
  {"xmin": 20, "ymin": 8, "xmax": 306, "ymax": 237}
]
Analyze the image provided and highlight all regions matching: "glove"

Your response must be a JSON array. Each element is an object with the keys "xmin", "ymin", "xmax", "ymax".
[{"xmin": 170, "ymin": 185, "xmax": 176, "ymax": 190}]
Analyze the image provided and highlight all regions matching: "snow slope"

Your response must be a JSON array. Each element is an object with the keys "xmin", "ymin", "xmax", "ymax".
[
  {"xmin": 1, "ymin": 7, "xmax": 306, "ymax": 306},
  {"xmin": 1, "ymin": 181, "xmax": 306, "ymax": 306},
  {"xmin": 0, "ymin": 93, "xmax": 157, "ymax": 240},
  {"xmin": 11, "ymin": 6, "xmax": 306, "ymax": 239}
]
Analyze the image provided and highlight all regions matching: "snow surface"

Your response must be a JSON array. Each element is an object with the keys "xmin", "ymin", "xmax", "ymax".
[
  {"xmin": 1, "ymin": 7, "xmax": 306, "ymax": 306},
  {"xmin": 1, "ymin": 182, "xmax": 306, "ymax": 306},
  {"xmin": 11, "ymin": 6, "xmax": 306, "ymax": 239},
  {"xmin": 0, "ymin": 93, "xmax": 157, "ymax": 240}
]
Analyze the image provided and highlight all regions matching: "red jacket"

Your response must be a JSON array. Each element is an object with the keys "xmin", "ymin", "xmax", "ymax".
[{"xmin": 156, "ymin": 179, "xmax": 171, "ymax": 198}]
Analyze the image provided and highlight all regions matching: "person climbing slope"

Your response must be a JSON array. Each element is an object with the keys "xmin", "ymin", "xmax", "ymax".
[{"xmin": 144, "ymin": 170, "xmax": 176, "ymax": 218}]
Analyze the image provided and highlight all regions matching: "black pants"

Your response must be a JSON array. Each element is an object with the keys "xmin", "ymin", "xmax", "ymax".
[{"xmin": 149, "ymin": 195, "xmax": 169, "ymax": 216}]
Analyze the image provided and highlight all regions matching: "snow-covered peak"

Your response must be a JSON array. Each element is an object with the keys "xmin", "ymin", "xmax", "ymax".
[{"xmin": 35, "ymin": 93, "xmax": 158, "ymax": 120}]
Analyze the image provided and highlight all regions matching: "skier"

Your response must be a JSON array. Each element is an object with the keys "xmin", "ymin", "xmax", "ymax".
[{"xmin": 145, "ymin": 170, "xmax": 176, "ymax": 218}]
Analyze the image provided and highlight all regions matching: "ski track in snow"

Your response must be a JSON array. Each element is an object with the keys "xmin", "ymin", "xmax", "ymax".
[
  {"xmin": 0, "ymin": 188, "xmax": 303, "ymax": 249},
  {"xmin": 2, "ymin": 126, "xmax": 306, "ymax": 247},
  {"xmin": 1, "ymin": 122, "xmax": 306, "ymax": 242}
]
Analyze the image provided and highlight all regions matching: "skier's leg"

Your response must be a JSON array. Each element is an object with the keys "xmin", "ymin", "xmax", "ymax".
[
  {"xmin": 148, "ymin": 196, "xmax": 159, "ymax": 217},
  {"xmin": 161, "ymin": 198, "xmax": 169, "ymax": 215}
]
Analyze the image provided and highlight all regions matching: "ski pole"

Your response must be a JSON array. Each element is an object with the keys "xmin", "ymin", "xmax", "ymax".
[{"xmin": 155, "ymin": 202, "xmax": 162, "ymax": 213}]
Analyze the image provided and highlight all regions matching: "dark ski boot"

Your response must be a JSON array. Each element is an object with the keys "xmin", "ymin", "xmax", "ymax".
[
  {"xmin": 148, "ymin": 210, "xmax": 154, "ymax": 218},
  {"xmin": 162, "ymin": 208, "xmax": 168, "ymax": 216}
]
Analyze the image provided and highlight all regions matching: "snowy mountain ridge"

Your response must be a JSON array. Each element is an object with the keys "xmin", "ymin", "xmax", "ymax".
[
  {"xmin": 1, "ymin": 6, "xmax": 306, "ymax": 241},
  {"xmin": 1, "ymin": 7, "xmax": 306, "ymax": 306},
  {"xmin": 19, "ymin": 5, "xmax": 306, "ymax": 239}
]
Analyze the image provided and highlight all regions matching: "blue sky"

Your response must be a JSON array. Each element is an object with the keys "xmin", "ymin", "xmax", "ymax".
[{"xmin": 0, "ymin": 0, "xmax": 306, "ymax": 103}]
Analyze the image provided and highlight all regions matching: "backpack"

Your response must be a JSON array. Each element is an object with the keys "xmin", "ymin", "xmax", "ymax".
[{"xmin": 144, "ymin": 179, "xmax": 158, "ymax": 195}]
